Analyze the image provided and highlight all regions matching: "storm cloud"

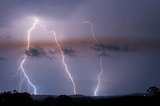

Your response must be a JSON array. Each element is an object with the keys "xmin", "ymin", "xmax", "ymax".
[
  {"xmin": 62, "ymin": 47, "xmax": 77, "ymax": 57},
  {"xmin": 25, "ymin": 46, "xmax": 54, "ymax": 60},
  {"xmin": 92, "ymin": 42, "xmax": 136, "ymax": 56}
]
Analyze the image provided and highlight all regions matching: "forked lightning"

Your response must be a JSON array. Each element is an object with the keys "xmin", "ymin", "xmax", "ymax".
[{"xmin": 83, "ymin": 20, "xmax": 104, "ymax": 96}]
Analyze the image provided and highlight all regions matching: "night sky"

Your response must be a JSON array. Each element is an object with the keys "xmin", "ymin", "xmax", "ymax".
[{"xmin": 0, "ymin": 0, "xmax": 160, "ymax": 96}]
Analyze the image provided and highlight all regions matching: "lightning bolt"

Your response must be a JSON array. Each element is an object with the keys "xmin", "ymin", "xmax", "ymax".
[
  {"xmin": 17, "ymin": 17, "xmax": 76, "ymax": 95},
  {"xmin": 39, "ymin": 23, "xmax": 77, "ymax": 95},
  {"xmin": 16, "ymin": 17, "xmax": 103, "ymax": 95},
  {"xmin": 53, "ymin": 34, "xmax": 77, "ymax": 95},
  {"xmin": 18, "ymin": 17, "xmax": 39, "ymax": 95},
  {"xmin": 82, "ymin": 21, "xmax": 98, "ymax": 44},
  {"xmin": 94, "ymin": 57, "xmax": 103, "ymax": 96},
  {"xmin": 83, "ymin": 20, "xmax": 104, "ymax": 96}
]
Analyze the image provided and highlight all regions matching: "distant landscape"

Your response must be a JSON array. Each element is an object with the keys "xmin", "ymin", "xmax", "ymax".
[{"xmin": 1, "ymin": 86, "xmax": 160, "ymax": 106}]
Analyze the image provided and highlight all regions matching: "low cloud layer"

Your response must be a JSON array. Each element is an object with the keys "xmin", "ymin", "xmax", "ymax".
[
  {"xmin": 62, "ymin": 47, "xmax": 77, "ymax": 57},
  {"xmin": 25, "ymin": 46, "xmax": 54, "ymax": 60},
  {"xmin": 25, "ymin": 47, "xmax": 46, "ymax": 57},
  {"xmin": 0, "ymin": 57, "xmax": 6, "ymax": 60},
  {"xmin": 92, "ymin": 42, "xmax": 136, "ymax": 56}
]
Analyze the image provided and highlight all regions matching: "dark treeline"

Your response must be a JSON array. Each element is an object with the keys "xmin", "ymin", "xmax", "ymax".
[{"xmin": 1, "ymin": 86, "xmax": 160, "ymax": 106}]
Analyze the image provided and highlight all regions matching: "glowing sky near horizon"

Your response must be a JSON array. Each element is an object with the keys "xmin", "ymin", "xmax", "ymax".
[{"xmin": 0, "ymin": 0, "xmax": 160, "ymax": 96}]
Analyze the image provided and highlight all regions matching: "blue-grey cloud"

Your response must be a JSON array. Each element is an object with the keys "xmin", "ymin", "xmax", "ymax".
[
  {"xmin": 25, "ymin": 46, "xmax": 54, "ymax": 60},
  {"xmin": 92, "ymin": 42, "xmax": 136, "ymax": 56},
  {"xmin": 0, "ymin": 57, "xmax": 6, "ymax": 60},
  {"xmin": 25, "ymin": 47, "xmax": 45, "ymax": 57},
  {"xmin": 62, "ymin": 47, "xmax": 77, "ymax": 57},
  {"xmin": 121, "ymin": 45, "xmax": 136, "ymax": 52}
]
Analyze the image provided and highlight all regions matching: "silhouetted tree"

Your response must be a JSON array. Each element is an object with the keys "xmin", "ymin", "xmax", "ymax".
[
  {"xmin": 13, "ymin": 90, "xmax": 18, "ymax": 94},
  {"xmin": 147, "ymin": 86, "xmax": 160, "ymax": 96},
  {"xmin": 0, "ymin": 91, "xmax": 33, "ymax": 106},
  {"xmin": 57, "ymin": 95, "xmax": 73, "ymax": 106},
  {"xmin": 43, "ymin": 96, "xmax": 56, "ymax": 106}
]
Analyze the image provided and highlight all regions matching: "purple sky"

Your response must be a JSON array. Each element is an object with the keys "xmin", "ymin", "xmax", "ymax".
[{"xmin": 0, "ymin": 0, "xmax": 160, "ymax": 96}]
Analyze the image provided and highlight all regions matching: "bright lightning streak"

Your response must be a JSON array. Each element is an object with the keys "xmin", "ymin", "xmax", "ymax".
[
  {"xmin": 20, "ymin": 55, "xmax": 37, "ymax": 94},
  {"xmin": 18, "ymin": 16, "xmax": 76, "ymax": 95},
  {"xmin": 18, "ymin": 17, "xmax": 39, "ymax": 95},
  {"xmin": 83, "ymin": 20, "xmax": 104, "ymax": 96},
  {"xmin": 55, "ymin": 39, "xmax": 77, "ymax": 95},
  {"xmin": 82, "ymin": 21, "xmax": 98, "ymax": 44},
  {"xmin": 17, "ymin": 72, "xmax": 25, "ymax": 92},
  {"xmin": 27, "ymin": 17, "xmax": 39, "ymax": 50},
  {"xmin": 39, "ymin": 23, "xmax": 77, "ymax": 95},
  {"xmin": 94, "ymin": 57, "xmax": 103, "ymax": 96}
]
